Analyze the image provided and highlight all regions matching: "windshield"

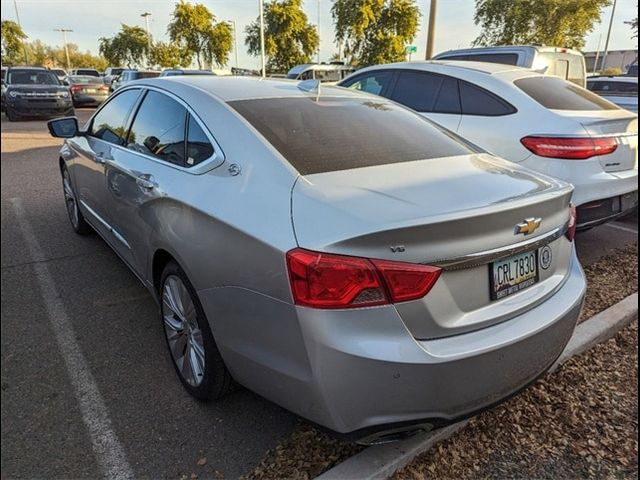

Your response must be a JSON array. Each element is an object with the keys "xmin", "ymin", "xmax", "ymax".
[
  {"xmin": 76, "ymin": 70, "xmax": 100, "ymax": 76},
  {"xmin": 137, "ymin": 71, "xmax": 160, "ymax": 79},
  {"xmin": 8, "ymin": 70, "xmax": 61, "ymax": 85},
  {"xmin": 229, "ymin": 96, "xmax": 476, "ymax": 175},
  {"xmin": 286, "ymin": 73, "xmax": 299, "ymax": 79}
]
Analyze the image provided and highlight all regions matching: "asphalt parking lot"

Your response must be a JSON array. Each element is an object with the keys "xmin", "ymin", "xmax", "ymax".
[{"xmin": 1, "ymin": 109, "xmax": 637, "ymax": 479}]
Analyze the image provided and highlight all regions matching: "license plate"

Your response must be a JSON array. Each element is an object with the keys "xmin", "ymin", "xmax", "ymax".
[
  {"xmin": 84, "ymin": 89, "xmax": 97, "ymax": 93},
  {"xmin": 490, "ymin": 250, "xmax": 539, "ymax": 300}
]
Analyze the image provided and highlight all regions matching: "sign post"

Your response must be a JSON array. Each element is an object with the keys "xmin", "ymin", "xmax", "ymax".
[{"xmin": 405, "ymin": 45, "xmax": 417, "ymax": 61}]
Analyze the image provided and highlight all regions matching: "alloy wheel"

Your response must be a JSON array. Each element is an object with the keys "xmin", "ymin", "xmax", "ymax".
[{"xmin": 62, "ymin": 169, "xmax": 79, "ymax": 229}]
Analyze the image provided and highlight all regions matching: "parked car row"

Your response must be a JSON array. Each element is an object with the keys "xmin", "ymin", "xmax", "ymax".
[
  {"xmin": 45, "ymin": 55, "xmax": 635, "ymax": 442},
  {"xmin": 337, "ymin": 60, "xmax": 638, "ymax": 230}
]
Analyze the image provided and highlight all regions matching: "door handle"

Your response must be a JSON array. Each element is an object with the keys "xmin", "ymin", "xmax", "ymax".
[
  {"xmin": 136, "ymin": 174, "xmax": 157, "ymax": 190},
  {"xmin": 94, "ymin": 153, "xmax": 106, "ymax": 164}
]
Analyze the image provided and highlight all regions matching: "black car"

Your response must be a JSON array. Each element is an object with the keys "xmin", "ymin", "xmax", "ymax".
[{"xmin": 1, "ymin": 66, "xmax": 74, "ymax": 121}]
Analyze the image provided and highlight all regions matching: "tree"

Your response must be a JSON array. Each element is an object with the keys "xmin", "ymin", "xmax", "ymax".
[
  {"xmin": 473, "ymin": 0, "xmax": 612, "ymax": 50},
  {"xmin": 626, "ymin": 8, "xmax": 638, "ymax": 38},
  {"xmin": 1, "ymin": 20, "xmax": 27, "ymax": 65},
  {"xmin": 167, "ymin": 1, "xmax": 232, "ymax": 69},
  {"xmin": 149, "ymin": 42, "xmax": 191, "ymax": 68},
  {"xmin": 99, "ymin": 24, "xmax": 150, "ymax": 67},
  {"xmin": 245, "ymin": 0, "xmax": 319, "ymax": 73},
  {"xmin": 23, "ymin": 40, "xmax": 107, "ymax": 70},
  {"xmin": 331, "ymin": 0, "xmax": 420, "ymax": 67}
]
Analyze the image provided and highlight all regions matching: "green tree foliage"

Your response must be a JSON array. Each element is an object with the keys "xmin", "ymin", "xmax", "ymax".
[
  {"xmin": 245, "ymin": 0, "xmax": 319, "ymax": 73},
  {"xmin": 331, "ymin": 0, "xmax": 420, "ymax": 66},
  {"xmin": 473, "ymin": 0, "xmax": 612, "ymax": 49},
  {"xmin": 149, "ymin": 42, "xmax": 191, "ymax": 68},
  {"xmin": 25, "ymin": 40, "xmax": 107, "ymax": 70},
  {"xmin": 99, "ymin": 24, "xmax": 150, "ymax": 67},
  {"xmin": 167, "ymin": 1, "xmax": 232, "ymax": 69},
  {"xmin": 1, "ymin": 20, "xmax": 27, "ymax": 65}
]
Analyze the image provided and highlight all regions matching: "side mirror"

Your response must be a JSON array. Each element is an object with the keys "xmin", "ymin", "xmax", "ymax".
[
  {"xmin": 62, "ymin": 80, "xmax": 70, "ymax": 86},
  {"xmin": 48, "ymin": 117, "xmax": 79, "ymax": 138}
]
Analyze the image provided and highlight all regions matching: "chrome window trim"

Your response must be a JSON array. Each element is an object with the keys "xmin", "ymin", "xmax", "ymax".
[
  {"xmin": 87, "ymin": 85, "xmax": 225, "ymax": 175},
  {"xmin": 432, "ymin": 222, "xmax": 569, "ymax": 270}
]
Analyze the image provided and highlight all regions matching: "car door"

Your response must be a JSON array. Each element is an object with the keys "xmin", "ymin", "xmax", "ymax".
[
  {"xmin": 455, "ymin": 80, "xmax": 521, "ymax": 160},
  {"xmin": 69, "ymin": 88, "xmax": 142, "ymax": 239},
  {"xmin": 104, "ymin": 89, "xmax": 215, "ymax": 276},
  {"xmin": 388, "ymin": 70, "xmax": 463, "ymax": 131}
]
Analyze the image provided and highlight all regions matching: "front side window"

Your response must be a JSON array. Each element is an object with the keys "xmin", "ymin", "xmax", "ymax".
[
  {"xmin": 459, "ymin": 81, "xmax": 516, "ymax": 116},
  {"xmin": 515, "ymin": 76, "xmax": 619, "ymax": 110},
  {"xmin": 342, "ymin": 71, "xmax": 394, "ymax": 96},
  {"xmin": 89, "ymin": 89, "xmax": 142, "ymax": 145},
  {"xmin": 126, "ymin": 90, "xmax": 187, "ymax": 166}
]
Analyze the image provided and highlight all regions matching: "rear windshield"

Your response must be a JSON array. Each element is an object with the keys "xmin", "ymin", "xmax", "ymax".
[
  {"xmin": 76, "ymin": 70, "xmax": 100, "ymax": 76},
  {"xmin": 514, "ymin": 76, "xmax": 619, "ymax": 110},
  {"xmin": 70, "ymin": 76, "xmax": 102, "ymax": 84},
  {"xmin": 587, "ymin": 80, "xmax": 638, "ymax": 95},
  {"xmin": 136, "ymin": 71, "xmax": 160, "ymax": 79},
  {"xmin": 229, "ymin": 96, "xmax": 476, "ymax": 175}
]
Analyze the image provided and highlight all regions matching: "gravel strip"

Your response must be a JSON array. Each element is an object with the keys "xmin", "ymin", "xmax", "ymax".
[{"xmin": 243, "ymin": 243, "xmax": 638, "ymax": 480}]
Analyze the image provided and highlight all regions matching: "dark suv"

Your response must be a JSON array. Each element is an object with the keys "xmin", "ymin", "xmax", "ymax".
[{"xmin": 1, "ymin": 66, "xmax": 74, "ymax": 121}]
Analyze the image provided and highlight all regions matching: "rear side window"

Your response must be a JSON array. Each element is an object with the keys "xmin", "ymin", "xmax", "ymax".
[
  {"xmin": 515, "ymin": 76, "xmax": 619, "ymax": 110},
  {"xmin": 587, "ymin": 80, "xmax": 638, "ymax": 95},
  {"xmin": 90, "ymin": 89, "xmax": 142, "ymax": 145},
  {"xmin": 341, "ymin": 72, "xmax": 394, "ymax": 96},
  {"xmin": 459, "ymin": 81, "xmax": 516, "ymax": 116},
  {"xmin": 185, "ymin": 115, "xmax": 214, "ymax": 166},
  {"xmin": 126, "ymin": 91, "xmax": 187, "ymax": 166},
  {"xmin": 391, "ymin": 71, "xmax": 443, "ymax": 112},
  {"xmin": 439, "ymin": 53, "xmax": 519, "ymax": 65},
  {"xmin": 433, "ymin": 77, "xmax": 462, "ymax": 114},
  {"xmin": 229, "ymin": 96, "xmax": 476, "ymax": 175}
]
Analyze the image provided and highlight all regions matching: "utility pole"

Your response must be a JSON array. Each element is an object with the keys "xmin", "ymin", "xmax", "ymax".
[
  {"xmin": 228, "ymin": 20, "xmax": 239, "ymax": 69},
  {"xmin": 54, "ymin": 29, "xmax": 73, "ymax": 71},
  {"xmin": 601, "ymin": 0, "xmax": 618, "ymax": 71},
  {"xmin": 259, "ymin": 0, "xmax": 266, "ymax": 77},
  {"xmin": 317, "ymin": 0, "xmax": 321, "ymax": 64},
  {"xmin": 593, "ymin": 33, "xmax": 603, "ymax": 74},
  {"xmin": 13, "ymin": 0, "xmax": 29, "ymax": 64},
  {"xmin": 425, "ymin": 0, "xmax": 437, "ymax": 60},
  {"xmin": 141, "ymin": 12, "xmax": 152, "ymax": 54}
]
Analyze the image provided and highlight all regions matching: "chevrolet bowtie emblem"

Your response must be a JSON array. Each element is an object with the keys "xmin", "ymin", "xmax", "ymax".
[{"xmin": 515, "ymin": 217, "xmax": 542, "ymax": 235}]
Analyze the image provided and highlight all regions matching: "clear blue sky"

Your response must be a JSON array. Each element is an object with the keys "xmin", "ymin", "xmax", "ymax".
[{"xmin": 1, "ymin": 0, "xmax": 637, "ymax": 69}]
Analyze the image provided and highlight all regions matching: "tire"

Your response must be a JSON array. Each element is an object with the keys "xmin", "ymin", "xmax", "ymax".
[
  {"xmin": 61, "ymin": 166, "xmax": 92, "ymax": 235},
  {"xmin": 160, "ymin": 260, "xmax": 232, "ymax": 400},
  {"xmin": 5, "ymin": 106, "xmax": 18, "ymax": 122}
]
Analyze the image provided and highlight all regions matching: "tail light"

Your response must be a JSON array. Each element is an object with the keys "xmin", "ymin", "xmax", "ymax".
[
  {"xmin": 520, "ymin": 136, "xmax": 618, "ymax": 159},
  {"xmin": 70, "ymin": 85, "xmax": 82, "ymax": 94},
  {"xmin": 99, "ymin": 84, "xmax": 109, "ymax": 91},
  {"xmin": 286, "ymin": 248, "xmax": 441, "ymax": 309},
  {"xmin": 565, "ymin": 204, "xmax": 577, "ymax": 241}
]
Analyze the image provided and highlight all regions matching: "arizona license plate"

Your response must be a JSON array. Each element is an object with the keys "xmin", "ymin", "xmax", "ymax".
[
  {"xmin": 490, "ymin": 250, "xmax": 538, "ymax": 300},
  {"xmin": 85, "ymin": 89, "xmax": 97, "ymax": 93}
]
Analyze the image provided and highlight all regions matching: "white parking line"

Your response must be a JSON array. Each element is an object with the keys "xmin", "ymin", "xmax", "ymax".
[
  {"xmin": 605, "ymin": 223, "xmax": 639, "ymax": 235},
  {"xmin": 10, "ymin": 198, "xmax": 134, "ymax": 480}
]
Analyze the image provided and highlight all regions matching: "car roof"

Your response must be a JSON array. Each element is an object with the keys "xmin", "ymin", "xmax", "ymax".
[
  {"xmin": 8, "ymin": 66, "xmax": 48, "ymax": 71},
  {"xmin": 435, "ymin": 45, "xmax": 582, "ymax": 56},
  {"xmin": 132, "ymin": 75, "xmax": 375, "ymax": 102},
  {"xmin": 351, "ymin": 60, "xmax": 532, "ymax": 76}
]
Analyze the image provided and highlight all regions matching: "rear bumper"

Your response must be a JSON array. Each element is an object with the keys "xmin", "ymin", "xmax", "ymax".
[
  {"xmin": 519, "ymin": 156, "xmax": 638, "ymax": 210},
  {"xmin": 576, "ymin": 190, "xmax": 638, "ymax": 229},
  {"xmin": 72, "ymin": 94, "xmax": 108, "ymax": 106},
  {"xmin": 204, "ymin": 248, "xmax": 586, "ymax": 435}
]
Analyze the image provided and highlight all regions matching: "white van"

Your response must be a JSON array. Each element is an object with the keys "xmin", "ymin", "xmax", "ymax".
[
  {"xmin": 434, "ymin": 45, "xmax": 587, "ymax": 87},
  {"xmin": 286, "ymin": 63, "xmax": 356, "ymax": 83}
]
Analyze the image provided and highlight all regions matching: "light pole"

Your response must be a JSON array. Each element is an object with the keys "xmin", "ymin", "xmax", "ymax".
[
  {"xmin": 317, "ymin": 0, "xmax": 321, "ymax": 64},
  {"xmin": 259, "ymin": 0, "xmax": 266, "ymax": 77},
  {"xmin": 13, "ymin": 0, "xmax": 29, "ymax": 64},
  {"xmin": 228, "ymin": 20, "xmax": 239, "ymax": 69},
  {"xmin": 54, "ymin": 29, "xmax": 73, "ymax": 71},
  {"xmin": 601, "ymin": 0, "xmax": 618, "ymax": 71},
  {"xmin": 141, "ymin": 12, "xmax": 152, "ymax": 54},
  {"xmin": 425, "ymin": 0, "xmax": 438, "ymax": 60}
]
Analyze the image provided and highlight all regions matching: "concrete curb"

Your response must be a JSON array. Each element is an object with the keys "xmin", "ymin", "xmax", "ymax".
[{"xmin": 316, "ymin": 293, "xmax": 638, "ymax": 480}]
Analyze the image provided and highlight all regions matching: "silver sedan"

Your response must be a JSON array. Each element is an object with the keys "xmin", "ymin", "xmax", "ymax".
[{"xmin": 47, "ymin": 76, "xmax": 586, "ymax": 442}]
